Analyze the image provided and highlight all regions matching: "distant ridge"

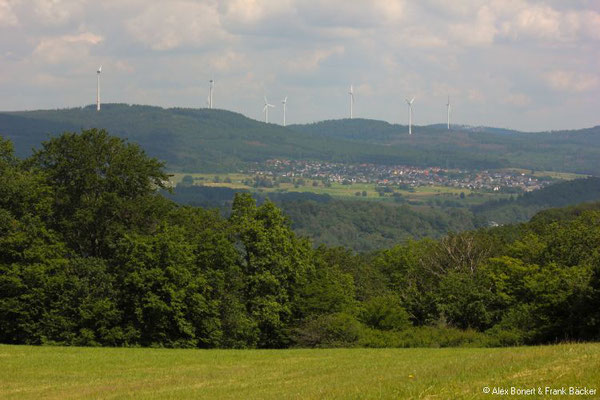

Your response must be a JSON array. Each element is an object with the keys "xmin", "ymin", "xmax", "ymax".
[
  {"xmin": 1, "ymin": 104, "xmax": 599, "ymax": 174},
  {"xmin": 473, "ymin": 177, "xmax": 600, "ymax": 224}
]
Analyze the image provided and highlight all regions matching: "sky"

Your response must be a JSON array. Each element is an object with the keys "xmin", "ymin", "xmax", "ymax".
[{"xmin": 0, "ymin": 0, "xmax": 599, "ymax": 131}]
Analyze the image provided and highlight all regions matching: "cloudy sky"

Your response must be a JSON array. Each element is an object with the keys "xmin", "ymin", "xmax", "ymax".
[{"xmin": 1, "ymin": 0, "xmax": 599, "ymax": 130}]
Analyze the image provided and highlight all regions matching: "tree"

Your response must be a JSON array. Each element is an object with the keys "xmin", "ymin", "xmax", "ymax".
[
  {"xmin": 167, "ymin": 206, "xmax": 258, "ymax": 348},
  {"xmin": 0, "ymin": 137, "xmax": 68, "ymax": 344},
  {"xmin": 229, "ymin": 194, "xmax": 314, "ymax": 347},
  {"xmin": 297, "ymin": 246, "xmax": 357, "ymax": 318},
  {"xmin": 113, "ymin": 224, "xmax": 219, "ymax": 347},
  {"xmin": 27, "ymin": 129, "xmax": 172, "ymax": 258}
]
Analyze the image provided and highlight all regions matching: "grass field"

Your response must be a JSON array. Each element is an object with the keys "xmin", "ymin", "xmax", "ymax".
[
  {"xmin": 1, "ymin": 344, "xmax": 599, "ymax": 399},
  {"xmin": 502, "ymin": 168, "xmax": 588, "ymax": 181},
  {"xmin": 168, "ymin": 172, "xmax": 504, "ymax": 206}
]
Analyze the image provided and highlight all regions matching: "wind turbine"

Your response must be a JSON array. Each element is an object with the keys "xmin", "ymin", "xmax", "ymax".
[
  {"xmin": 406, "ymin": 97, "xmax": 415, "ymax": 134},
  {"xmin": 446, "ymin": 95, "xmax": 451, "ymax": 130},
  {"xmin": 263, "ymin": 96, "xmax": 275, "ymax": 123},
  {"xmin": 348, "ymin": 85, "xmax": 354, "ymax": 119},
  {"xmin": 96, "ymin": 65, "xmax": 102, "ymax": 112},
  {"xmin": 282, "ymin": 96, "xmax": 288, "ymax": 126},
  {"xmin": 208, "ymin": 79, "xmax": 214, "ymax": 109}
]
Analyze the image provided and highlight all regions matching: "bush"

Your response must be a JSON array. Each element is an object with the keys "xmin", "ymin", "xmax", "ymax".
[
  {"xmin": 293, "ymin": 313, "xmax": 363, "ymax": 348},
  {"xmin": 359, "ymin": 295, "xmax": 411, "ymax": 331}
]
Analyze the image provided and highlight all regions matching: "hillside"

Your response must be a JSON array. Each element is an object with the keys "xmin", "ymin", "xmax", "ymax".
[
  {"xmin": 166, "ymin": 187, "xmax": 480, "ymax": 251},
  {"xmin": 1, "ymin": 104, "xmax": 600, "ymax": 173},
  {"xmin": 1, "ymin": 104, "xmax": 337, "ymax": 172},
  {"xmin": 166, "ymin": 177, "xmax": 600, "ymax": 251},
  {"xmin": 472, "ymin": 177, "xmax": 600, "ymax": 224},
  {"xmin": 289, "ymin": 119, "xmax": 600, "ymax": 174}
]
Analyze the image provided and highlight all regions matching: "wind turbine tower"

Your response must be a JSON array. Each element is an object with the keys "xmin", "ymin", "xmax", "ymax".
[
  {"xmin": 447, "ymin": 95, "xmax": 451, "ymax": 130},
  {"xmin": 208, "ymin": 79, "xmax": 214, "ymax": 109},
  {"xmin": 263, "ymin": 96, "xmax": 275, "ymax": 123},
  {"xmin": 96, "ymin": 66, "xmax": 102, "ymax": 112},
  {"xmin": 348, "ymin": 85, "xmax": 354, "ymax": 119},
  {"xmin": 282, "ymin": 96, "xmax": 288, "ymax": 126},
  {"xmin": 406, "ymin": 97, "xmax": 415, "ymax": 134}
]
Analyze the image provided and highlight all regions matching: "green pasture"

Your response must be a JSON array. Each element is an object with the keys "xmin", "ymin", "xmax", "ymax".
[
  {"xmin": 502, "ymin": 168, "xmax": 588, "ymax": 181},
  {"xmin": 1, "ymin": 344, "xmax": 598, "ymax": 399},
  {"xmin": 168, "ymin": 172, "xmax": 503, "ymax": 205}
]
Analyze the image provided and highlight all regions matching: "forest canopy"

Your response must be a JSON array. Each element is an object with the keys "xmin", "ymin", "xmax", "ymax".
[{"xmin": 1, "ymin": 130, "xmax": 599, "ymax": 348}]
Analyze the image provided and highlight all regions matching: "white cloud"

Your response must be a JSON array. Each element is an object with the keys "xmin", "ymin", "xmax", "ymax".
[
  {"xmin": 285, "ymin": 46, "xmax": 344, "ymax": 73},
  {"xmin": 220, "ymin": 0, "xmax": 294, "ymax": 25},
  {"xmin": 504, "ymin": 93, "xmax": 532, "ymax": 106},
  {"xmin": 468, "ymin": 89, "xmax": 486, "ymax": 103},
  {"xmin": 31, "ymin": 0, "xmax": 85, "ymax": 27},
  {"xmin": 498, "ymin": 4, "xmax": 600, "ymax": 42},
  {"xmin": 396, "ymin": 26, "xmax": 447, "ymax": 48},
  {"xmin": 0, "ymin": 0, "xmax": 18, "ymax": 26},
  {"xmin": 209, "ymin": 50, "xmax": 248, "ymax": 72},
  {"xmin": 32, "ymin": 32, "xmax": 103, "ymax": 64},
  {"xmin": 544, "ymin": 70, "xmax": 599, "ymax": 93},
  {"xmin": 449, "ymin": 5, "xmax": 498, "ymax": 46},
  {"xmin": 126, "ymin": 1, "xmax": 230, "ymax": 50},
  {"xmin": 295, "ymin": 0, "xmax": 405, "ymax": 28}
]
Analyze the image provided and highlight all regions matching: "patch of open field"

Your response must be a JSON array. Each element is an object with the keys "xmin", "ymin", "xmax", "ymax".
[
  {"xmin": 502, "ymin": 168, "xmax": 588, "ymax": 181},
  {"xmin": 1, "ymin": 343, "xmax": 598, "ymax": 399},
  {"xmin": 168, "ymin": 172, "xmax": 503, "ymax": 205}
]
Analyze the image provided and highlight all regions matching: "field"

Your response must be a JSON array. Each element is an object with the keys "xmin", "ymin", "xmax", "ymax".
[
  {"xmin": 1, "ymin": 344, "xmax": 599, "ymax": 399},
  {"xmin": 502, "ymin": 168, "xmax": 588, "ymax": 181},
  {"xmin": 168, "ymin": 172, "xmax": 506, "ymax": 206}
]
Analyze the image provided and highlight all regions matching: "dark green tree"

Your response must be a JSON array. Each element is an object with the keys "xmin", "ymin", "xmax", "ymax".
[
  {"xmin": 28, "ymin": 129, "xmax": 172, "ymax": 258},
  {"xmin": 230, "ymin": 194, "xmax": 314, "ymax": 347}
]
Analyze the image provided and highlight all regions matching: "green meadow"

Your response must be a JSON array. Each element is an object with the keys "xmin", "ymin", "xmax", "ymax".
[
  {"xmin": 1, "ymin": 343, "xmax": 599, "ymax": 399},
  {"xmin": 168, "ymin": 172, "xmax": 503, "ymax": 205}
]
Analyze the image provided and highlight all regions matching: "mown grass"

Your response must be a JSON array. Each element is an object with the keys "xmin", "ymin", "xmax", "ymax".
[{"xmin": 1, "ymin": 343, "xmax": 599, "ymax": 399}]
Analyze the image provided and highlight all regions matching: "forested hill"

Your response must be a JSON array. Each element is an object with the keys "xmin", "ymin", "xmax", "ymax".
[
  {"xmin": 472, "ymin": 177, "xmax": 600, "ymax": 224},
  {"xmin": 289, "ymin": 119, "xmax": 600, "ymax": 174},
  {"xmin": 1, "ymin": 104, "xmax": 600, "ymax": 173},
  {"xmin": 0, "ymin": 104, "xmax": 326, "ymax": 172}
]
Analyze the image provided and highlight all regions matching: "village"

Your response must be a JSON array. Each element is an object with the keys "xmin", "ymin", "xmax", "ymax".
[{"xmin": 246, "ymin": 159, "xmax": 553, "ymax": 193}]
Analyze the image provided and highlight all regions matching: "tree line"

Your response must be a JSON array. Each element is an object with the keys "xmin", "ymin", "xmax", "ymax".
[{"xmin": 1, "ymin": 130, "xmax": 599, "ymax": 348}]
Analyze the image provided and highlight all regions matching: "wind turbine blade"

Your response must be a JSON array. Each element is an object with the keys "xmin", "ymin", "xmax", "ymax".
[{"xmin": 264, "ymin": 96, "xmax": 268, "ymax": 104}]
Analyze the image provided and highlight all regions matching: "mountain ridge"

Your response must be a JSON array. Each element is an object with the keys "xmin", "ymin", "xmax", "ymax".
[{"xmin": 1, "ymin": 104, "xmax": 599, "ymax": 174}]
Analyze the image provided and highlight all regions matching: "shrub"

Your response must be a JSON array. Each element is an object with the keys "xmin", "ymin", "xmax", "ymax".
[
  {"xmin": 293, "ymin": 313, "xmax": 363, "ymax": 348},
  {"xmin": 359, "ymin": 295, "xmax": 411, "ymax": 331}
]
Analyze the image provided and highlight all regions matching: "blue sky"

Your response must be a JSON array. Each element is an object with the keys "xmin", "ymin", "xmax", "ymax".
[{"xmin": 1, "ymin": 0, "xmax": 599, "ymax": 131}]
